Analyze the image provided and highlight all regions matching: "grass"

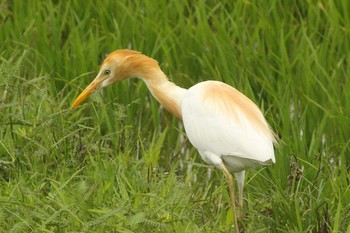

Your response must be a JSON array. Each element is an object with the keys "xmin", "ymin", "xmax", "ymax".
[{"xmin": 0, "ymin": 0, "xmax": 349, "ymax": 232}]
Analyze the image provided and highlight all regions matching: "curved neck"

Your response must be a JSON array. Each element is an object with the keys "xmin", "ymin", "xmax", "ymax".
[{"xmin": 140, "ymin": 70, "xmax": 187, "ymax": 120}]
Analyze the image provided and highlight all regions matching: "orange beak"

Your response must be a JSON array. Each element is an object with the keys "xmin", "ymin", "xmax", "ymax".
[{"xmin": 71, "ymin": 80, "xmax": 99, "ymax": 109}]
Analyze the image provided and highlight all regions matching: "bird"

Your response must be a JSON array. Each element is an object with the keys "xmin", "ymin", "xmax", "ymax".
[{"xmin": 71, "ymin": 49, "xmax": 276, "ymax": 233}]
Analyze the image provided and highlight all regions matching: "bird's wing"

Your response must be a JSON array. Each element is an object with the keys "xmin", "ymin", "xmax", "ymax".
[{"xmin": 181, "ymin": 81, "xmax": 275, "ymax": 171}]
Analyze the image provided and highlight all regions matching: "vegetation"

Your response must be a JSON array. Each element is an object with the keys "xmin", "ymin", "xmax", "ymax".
[{"xmin": 0, "ymin": 0, "xmax": 349, "ymax": 232}]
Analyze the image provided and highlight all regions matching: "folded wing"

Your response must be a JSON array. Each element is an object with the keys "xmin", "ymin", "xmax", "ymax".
[{"xmin": 182, "ymin": 81, "xmax": 276, "ymax": 172}]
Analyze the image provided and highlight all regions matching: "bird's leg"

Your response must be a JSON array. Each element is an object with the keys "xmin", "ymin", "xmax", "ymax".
[
  {"xmin": 234, "ymin": 170, "xmax": 245, "ymax": 217},
  {"xmin": 220, "ymin": 163, "xmax": 239, "ymax": 233},
  {"xmin": 238, "ymin": 183, "xmax": 244, "ymax": 209},
  {"xmin": 236, "ymin": 183, "xmax": 244, "ymax": 219}
]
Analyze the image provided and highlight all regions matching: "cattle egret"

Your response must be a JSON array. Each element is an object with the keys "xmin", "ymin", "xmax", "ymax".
[{"xmin": 72, "ymin": 49, "xmax": 277, "ymax": 232}]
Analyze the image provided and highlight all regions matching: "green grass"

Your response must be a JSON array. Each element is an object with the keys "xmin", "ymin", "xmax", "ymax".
[{"xmin": 1, "ymin": 0, "xmax": 350, "ymax": 232}]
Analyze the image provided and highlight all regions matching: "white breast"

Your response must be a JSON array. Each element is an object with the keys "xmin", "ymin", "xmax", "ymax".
[{"xmin": 181, "ymin": 81, "xmax": 275, "ymax": 172}]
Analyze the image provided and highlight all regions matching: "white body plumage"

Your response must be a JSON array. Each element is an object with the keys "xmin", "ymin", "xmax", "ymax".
[
  {"xmin": 71, "ymin": 50, "xmax": 277, "ymax": 233},
  {"xmin": 182, "ymin": 81, "xmax": 275, "ymax": 175}
]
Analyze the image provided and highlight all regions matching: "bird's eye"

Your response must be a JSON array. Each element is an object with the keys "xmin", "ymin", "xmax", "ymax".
[{"xmin": 104, "ymin": 69, "xmax": 111, "ymax": 75}]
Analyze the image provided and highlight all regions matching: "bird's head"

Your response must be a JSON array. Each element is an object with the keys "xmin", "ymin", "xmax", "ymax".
[{"xmin": 71, "ymin": 49, "xmax": 159, "ymax": 109}]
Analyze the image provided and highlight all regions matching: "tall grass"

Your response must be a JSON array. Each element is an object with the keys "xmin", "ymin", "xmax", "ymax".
[{"xmin": 0, "ymin": 0, "xmax": 349, "ymax": 232}]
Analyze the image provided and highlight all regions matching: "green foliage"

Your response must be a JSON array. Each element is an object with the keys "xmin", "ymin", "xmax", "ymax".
[{"xmin": 0, "ymin": 0, "xmax": 349, "ymax": 232}]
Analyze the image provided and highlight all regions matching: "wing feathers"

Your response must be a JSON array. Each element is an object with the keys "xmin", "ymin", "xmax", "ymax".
[{"xmin": 182, "ymin": 81, "xmax": 276, "ymax": 170}]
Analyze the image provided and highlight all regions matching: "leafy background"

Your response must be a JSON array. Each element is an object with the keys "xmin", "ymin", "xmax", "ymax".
[{"xmin": 0, "ymin": 0, "xmax": 349, "ymax": 232}]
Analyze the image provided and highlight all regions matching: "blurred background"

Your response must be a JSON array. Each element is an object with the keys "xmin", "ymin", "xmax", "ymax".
[{"xmin": 0, "ymin": 0, "xmax": 349, "ymax": 232}]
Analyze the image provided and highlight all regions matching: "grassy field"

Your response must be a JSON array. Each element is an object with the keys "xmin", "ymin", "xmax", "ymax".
[{"xmin": 1, "ymin": 0, "xmax": 349, "ymax": 232}]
